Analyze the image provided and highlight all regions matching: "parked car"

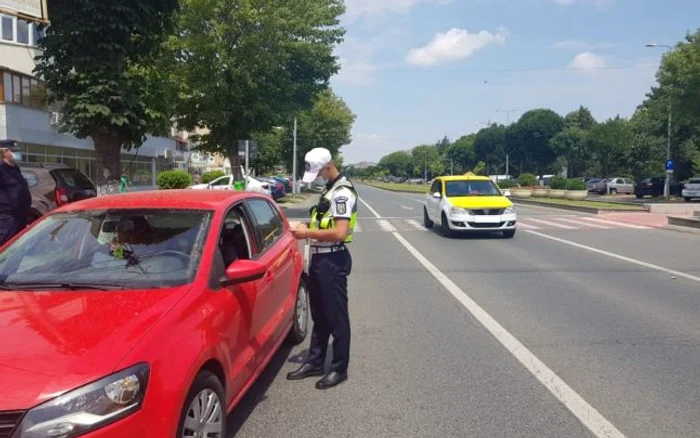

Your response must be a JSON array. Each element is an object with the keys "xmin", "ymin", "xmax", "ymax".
[
  {"xmin": 189, "ymin": 174, "xmax": 271, "ymax": 196},
  {"xmin": 0, "ymin": 190, "xmax": 308, "ymax": 437},
  {"xmin": 634, "ymin": 176, "xmax": 682, "ymax": 198},
  {"xmin": 604, "ymin": 177, "xmax": 635, "ymax": 195},
  {"xmin": 273, "ymin": 175, "xmax": 292, "ymax": 192},
  {"xmin": 682, "ymin": 177, "xmax": 700, "ymax": 202},
  {"xmin": 257, "ymin": 177, "xmax": 285, "ymax": 200},
  {"xmin": 19, "ymin": 163, "xmax": 97, "ymax": 223},
  {"xmin": 586, "ymin": 178, "xmax": 604, "ymax": 192}
]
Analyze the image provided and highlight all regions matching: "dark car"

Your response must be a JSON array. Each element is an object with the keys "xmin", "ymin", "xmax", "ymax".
[
  {"xmin": 19, "ymin": 163, "xmax": 97, "ymax": 223},
  {"xmin": 634, "ymin": 176, "xmax": 682, "ymax": 199}
]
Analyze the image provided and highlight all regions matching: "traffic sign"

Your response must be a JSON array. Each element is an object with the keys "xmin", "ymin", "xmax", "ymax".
[{"xmin": 666, "ymin": 160, "xmax": 674, "ymax": 171}]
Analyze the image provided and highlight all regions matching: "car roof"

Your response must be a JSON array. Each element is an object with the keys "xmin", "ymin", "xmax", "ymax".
[
  {"xmin": 438, "ymin": 173, "xmax": 492, "ymax": 182},
  {"xmin": 58, "ymin": 189, "xmax": 256, "ymax": 212}
]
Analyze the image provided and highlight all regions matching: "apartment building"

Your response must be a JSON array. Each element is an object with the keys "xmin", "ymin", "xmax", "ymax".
[{"xmin": 0, "ymin": 11, "xmax": 182, "ymax": 189}]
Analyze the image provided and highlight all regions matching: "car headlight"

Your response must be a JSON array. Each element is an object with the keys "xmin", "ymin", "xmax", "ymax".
[
  {"xmin": 449, "ymin": 207, "xmax": 468, "ymax": 215},
  {"xmin": 504, "ymin": 206, "xmax": 516, "ymax": 215},
  {"xmin": 13, "ymin": 363, "xmax": 149, "ymax": 438}
]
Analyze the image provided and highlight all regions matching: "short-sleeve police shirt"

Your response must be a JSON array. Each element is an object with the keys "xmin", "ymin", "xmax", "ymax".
[{"xmin": 331, "ymin": 186, "xmax": 356, "ymax": 221}]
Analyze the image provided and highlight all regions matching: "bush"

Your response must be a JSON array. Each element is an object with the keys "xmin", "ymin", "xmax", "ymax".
[
  {"xmin": 550, "ymin": 175, "xmax": 567, "ymax": 190},
  {"xmin": 201, "ymin": 170, "xmax": 226, "ymax": 184},
  {"xmin": 498, "ymin": 179, "xmax": 515, "ymax": 189},
  {"xmin": 157, "ymin": 170, "xmax": 192, "ymax": 189},
  {"xmin": 565, "ymin": 179, "xmax": 587, "ymax": 190},
  {"xmin": 518, "ymin": 173, "xmax": 538, "ymax": 187}
]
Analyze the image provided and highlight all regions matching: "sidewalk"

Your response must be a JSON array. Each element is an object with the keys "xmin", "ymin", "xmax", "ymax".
[
  {"xmin": 599, "ymin": 212, "xmax": 674, "ymax": 229},
  {"xmin": 279, "ymin": 192, "xmax": 320, "ymax": 219}
]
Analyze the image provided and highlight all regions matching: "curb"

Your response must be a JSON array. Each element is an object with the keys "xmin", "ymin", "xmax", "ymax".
[
  {"xmin": 512, "ymin": 198, "xmax": 648, "ymax": 214},
  {"xmin": 667, "ymin": 215, "xmax": 700, "ymax": 230}
]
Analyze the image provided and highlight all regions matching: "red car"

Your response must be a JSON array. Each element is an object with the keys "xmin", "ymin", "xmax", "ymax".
[{"xmin": 0, "ymin": 190, "xmax": 309, "ymax": 438}]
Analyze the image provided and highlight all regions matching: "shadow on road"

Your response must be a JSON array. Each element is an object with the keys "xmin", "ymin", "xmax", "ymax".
[
  {"xmin": 226, "ymin": 343, "xmax": 294, "ymax": 437},
  {"xmin": 428, "ymin": 228, "xmax": 510, "ymax": 240}
]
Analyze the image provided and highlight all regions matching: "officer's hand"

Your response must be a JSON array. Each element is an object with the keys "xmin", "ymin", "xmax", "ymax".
[{"xmin": 290, "ymin": 223, "xmax": 308, "ymax": 240}]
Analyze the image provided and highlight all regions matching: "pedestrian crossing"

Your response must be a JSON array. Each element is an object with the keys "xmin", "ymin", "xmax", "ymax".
[{"xmin": 349, "ymin": 215, "xmax": 652, "ymax": 233}]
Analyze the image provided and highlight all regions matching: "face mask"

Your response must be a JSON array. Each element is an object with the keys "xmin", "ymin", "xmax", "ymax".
[{"xmin": 12, "ymin": 152, "xmax": 22, "ymax": 162}]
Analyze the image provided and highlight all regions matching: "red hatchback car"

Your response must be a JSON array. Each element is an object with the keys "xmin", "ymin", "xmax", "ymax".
[{"xmin": 0, "ymin": 190, "xmax": 309, "ymax": 438}]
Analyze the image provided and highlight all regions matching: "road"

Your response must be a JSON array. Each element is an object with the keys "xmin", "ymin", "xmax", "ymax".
[{"xmin": 228, "ymin": 184, "xmax": 700, "ymax": 438}]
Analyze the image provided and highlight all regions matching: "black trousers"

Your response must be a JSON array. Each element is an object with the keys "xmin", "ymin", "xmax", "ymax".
[
  {"xmin": 306, "ymin": 248, "xmax": 353, "ymax": 373},
  {"xmin": 0, "ymin": 214, "xmax": 22, "ymax": 246}
]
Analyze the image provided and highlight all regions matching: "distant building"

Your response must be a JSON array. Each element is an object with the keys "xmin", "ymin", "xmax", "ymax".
[{"xmin": 347, "ymin": 161, "xmax": 377, "ymax": 170}]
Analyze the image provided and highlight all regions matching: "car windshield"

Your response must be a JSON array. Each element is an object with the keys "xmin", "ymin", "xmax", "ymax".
[
  {"xmin": 445, "ymin": 180, "xmax": 501, "ymax": 197},
  {"xmin": 0, "ymin": 209, "xmax": 212, "ymax": 290}
]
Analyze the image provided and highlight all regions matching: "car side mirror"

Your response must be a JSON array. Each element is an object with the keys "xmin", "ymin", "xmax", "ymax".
[
  {"xmin": 503, "ymin": 190, "xmax": 511, "ymax": 197},
  {"xmin": 222, "ymin": 259, "xmax": 267, "ymax": 286},
  {"xmin": 432, "ymin": 192, "xmax": 442, "ymax": 198}
]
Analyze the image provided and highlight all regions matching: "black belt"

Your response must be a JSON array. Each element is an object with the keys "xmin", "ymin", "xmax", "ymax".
[{"xmin": 309, "ymin": 244, "xmax": 346, "ymax": 254}]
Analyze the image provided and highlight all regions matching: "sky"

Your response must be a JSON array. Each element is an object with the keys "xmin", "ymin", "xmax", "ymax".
[{"xmin": 330, "ymin": 0, "xmax": 700, "ymax": 165}]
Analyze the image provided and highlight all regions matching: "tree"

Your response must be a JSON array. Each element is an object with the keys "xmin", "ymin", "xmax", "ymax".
[
  {"xmin": 379, "ymin": 151, "xmax": 412, "ymax": 177},
  {"xmin": 281, "ymin": 89, "xmax": 355, "ymax": 175},
  {"xmin": 251, "ymin": 129, "xmax": 285, "ymax": 175},
  {"xmin": 170, "ymin": 0, "xmax": 345, "ymax": 177},
  {"xmin": 411, "ymin": 145, "xmax": 443, "ymax": 179},
  {"xmin": 587, "ymin": 116, "xmax": 633, "ymax": 177},
  {"xmin": 473, "ymin": 124, "xmax": 507, "ymax": 174},
  {"xmin": 35, "ymin": 0, "xmax": 179, "ymax": 192},
  {"xmin": 657, "ymin": 29, "xmax": 700, "ymax": 128},
  {"xmin": 549, "ymin": 128, "xmax": 589, "ymax": 177},
  {"xmin": 447, "ymin": 134, "xmax": 476, "ymax": 174},
  {"xmin": 507, "ymin": 109, "xmax": 565, "ymax": 175},
  {"xmin": 564, "ymin": 106, "xmax": 597, "ymax": 131}
]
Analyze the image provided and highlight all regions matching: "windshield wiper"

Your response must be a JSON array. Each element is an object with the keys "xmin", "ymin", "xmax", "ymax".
[{"xmin": 0, "ymin": 282, "xmax": 127, "ymax": 291}]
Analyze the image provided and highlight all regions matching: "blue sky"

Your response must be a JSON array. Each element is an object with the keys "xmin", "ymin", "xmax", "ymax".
[{"xmin": 330, "ymin": 0, "xmax": 700, "ymax": 165}]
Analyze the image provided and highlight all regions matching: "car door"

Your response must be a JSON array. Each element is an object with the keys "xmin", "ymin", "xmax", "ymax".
[
  {"xmin": 623, "ymin": 178, "xmax": 634, "ymax": 194},
  {"xmin": 209, "ymin": 175, "xmax": 232, "ymax": 190},
  {"xmin": 243, "ymin": 197, "xmax": 295, "ymax": 366},
  {"xmin": 210, "ymin": 203, "xmax": 260, "ymax": 398},
  {"xmin": 427, "ymin": 179, "xmax": 442, "ymax": 221}
]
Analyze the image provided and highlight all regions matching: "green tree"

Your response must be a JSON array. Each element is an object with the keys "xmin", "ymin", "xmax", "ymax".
[
  {"xmin": 411, "ymin": 145, "xmax": 443, "ymax": 179},
  {"xmin": 379, "ymin": 151, "xmax": 413, "ymax": 177},
  {"xmin": 473, "ymin": 124, "xmax": 507, "ymax": 174},
  {"xmin": 251, "ymin": 129, "xmax": 285, "ymax": 175},
  {"xmin": 507, "ymin": 109, "xmax": 565, "ymax": 175},
  {"xmin": 281, "ymin": 89, "xmax": 356, "ymax": 175},
  {"xmin": 35, "ymin": 0, "xmax": 179, "ymax": 190},
  {"xmin": 169, "ymin": 0, "xmax": 345, "ymax": 177},
  {"xmin": 564, "ymin": 106, "xmax": 597, "ymax": 130},
  {"xmin": 549, "ymin": 128, "xmax": 589, "ymax": 177},
  {"xmin": 447, "ymin": 134, "xmax": 476, "ymax": 174},
  {"xmin": 587, "ymin": 116, "xmax": 633, "ymax": 177}
]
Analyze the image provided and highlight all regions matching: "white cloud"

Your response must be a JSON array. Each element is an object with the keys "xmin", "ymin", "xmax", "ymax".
[
  {"xmin": 332, "ymin": 30, "xmax": 407, "ymax": 86},
  {"xmin": 343, "ymin": 0, "xmax": 453, "ymax": 21},
  {"xmin": 550, "ymin": 40, "xmax": 616, "ymax": 50},
  {"xmin": 567, "ymin": 52, "xmax": 606, "ymax": 70},
  {"xmin": 550, "ymin": 0, "xmax": 612, "ymax": 5},
  {"xmin": 405, "ymin": 27, "xmax": 507, "ymax": 66}
]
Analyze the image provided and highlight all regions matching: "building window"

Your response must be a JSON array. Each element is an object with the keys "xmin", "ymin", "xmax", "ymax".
[
  {"xmin": 1, "ymin": 16, "xmax": 12, "ymax": 41},
  {"xmin": 16, "ymin": 19, "xmax": 28, "ymax": 44},
  {"xmin": 0, "ymin": 15, "xmax": 39, "ymax": 46},
  {"xmin": 0, "ymin": 69, "xmax": 47, "ymax": 108}
]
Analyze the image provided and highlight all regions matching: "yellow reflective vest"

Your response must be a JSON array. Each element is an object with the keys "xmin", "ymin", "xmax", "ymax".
[{"xmin": 309, "ymin": 178, "xmax": 358, "ymax": 243}]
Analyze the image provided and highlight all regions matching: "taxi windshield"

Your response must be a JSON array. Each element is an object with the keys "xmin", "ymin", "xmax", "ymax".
[
  {"xmin": 445, "ymin": 180, "xmax": 502, "ymax": 197},
  {"xmin": 0, "ymin": 209, "xmax": 212, "ymax": 290}
]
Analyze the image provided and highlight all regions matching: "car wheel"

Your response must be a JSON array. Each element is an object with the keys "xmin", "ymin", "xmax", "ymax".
[
  {"xmin": 440, "ymin": 213, "xmax": 452, "ymax": 237},
  {"xmin": 423, "ymin": 207, "xmax": 434, "ymax": 228},
  {"xmin": 636, "ymin": 194, "xmax": 643, "ymax": 199},
  {"xmin": 286, "ymin": 276, "xmax": 309, "ymax": 344},
  {"xmin": 609, "ymin": 188, "xmax": 617, "ymax": 195},
  {"xmin": 177, "ymin": 371, "xmax": 226, "ymax": 438},
  {"xmin": 502, "ymin": 229, "xmax": 516, "ymax": 238},
  {"xmin": 685, "ymin": 197, "xmax": 691, "ymax": 202}
]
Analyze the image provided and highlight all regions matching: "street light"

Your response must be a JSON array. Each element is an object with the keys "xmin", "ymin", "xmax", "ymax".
[
  {"xmin": 273, "ymin": 117, "xmax": 299, "ymax": 195},
  {"xmin": 646, "ymin": 43, "xmax": 673, "ymax": 199}
]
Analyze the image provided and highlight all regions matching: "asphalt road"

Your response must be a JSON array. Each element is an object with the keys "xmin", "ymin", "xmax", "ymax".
[{"xmin": 228, "ymin": 184, "xmax": 700, "ymax": 438}]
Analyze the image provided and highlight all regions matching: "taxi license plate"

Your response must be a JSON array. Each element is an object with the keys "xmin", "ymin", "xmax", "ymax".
[{"xmin": 473, "ymin": 216, "xmax": 501, "ymax": 224}]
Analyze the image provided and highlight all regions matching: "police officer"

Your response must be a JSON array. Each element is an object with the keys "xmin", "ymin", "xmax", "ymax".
[
  {"xmin": 0, "ymin": 140, "xmax": 31, "ymax": 245},
  {"xmin": 288, "ymin": 147, "xmax": 358, "ymax": 390}
]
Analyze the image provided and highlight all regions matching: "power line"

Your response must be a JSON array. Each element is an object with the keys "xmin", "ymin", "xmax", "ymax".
[{"xmin": 340, "ymin": 66, "xmax": 655, "ymax": 73}]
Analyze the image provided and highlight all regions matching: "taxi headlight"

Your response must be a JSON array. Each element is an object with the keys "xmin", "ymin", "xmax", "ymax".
[
  {"xmin": 449, "ymin": 207, "xmax": 468, "ymax": 215},
  {"xmin": 13, "ymin": 363, "xmax": 149, "ymax": 438},
  {"xmin": 504, "ymin": 207, "xmax": 516, "ymax": 215}
]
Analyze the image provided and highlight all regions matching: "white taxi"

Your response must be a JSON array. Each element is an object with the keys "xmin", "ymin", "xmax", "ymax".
[{"xmin": 682, "ymin": 177, "xmax": 700, "ymax": 202}]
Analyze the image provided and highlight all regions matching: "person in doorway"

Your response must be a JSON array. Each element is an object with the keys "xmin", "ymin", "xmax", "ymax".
[
  {"xmin": 287, "ymin": 147, "xmax": 358, "ymax": 390},
  {"xmin": 0, "ymin": 141, "xmax": 31, "ymax": 245}
]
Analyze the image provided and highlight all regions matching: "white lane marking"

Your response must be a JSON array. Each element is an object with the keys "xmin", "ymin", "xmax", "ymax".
[
  {"xmin": 377, "ymin": 219, "xmax": 397, "ymax": 232},
  {"xmin": 362, "ymin": 199, "xmax": 625, "ymax": 438},
  {"xmin": 554, "ymin": 217, "xmax": 611, "ymax": 229},
  {"xmin": 359, "ymin": 216, "xmax": 422, "ymax": 220},
  {"xmin": 580, "ymin": 217, "xmax": 650, "ymax": 229},
  {"xmin": 525, "ymin": 218, "xmax": 579, "ymax": 230},
  {"xmin": 355, "ymin": 222, "xmax": 362, "ymax": 233},
  {"xmin": 405, "ymin": 219, "xmax": 424, "ymax": 230},
  {"xmin": 359, "ymin": 197, "xmax": 383, "ymax": 218},
  {"xmin": 401, "ymin": 204, "xmax": 415, "ymax": 210},
  {"xmin": 527, "ymin": 230, "xmax": 700, "ymax": 283},
  {"xmin": 516, "ymin": 221, "xmax": 543, "ymax": 230}
]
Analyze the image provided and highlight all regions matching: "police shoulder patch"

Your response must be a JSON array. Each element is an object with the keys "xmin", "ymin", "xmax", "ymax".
[{"xmin": 336, "ymin": 200, "xmax": 347, "ymax": 215}]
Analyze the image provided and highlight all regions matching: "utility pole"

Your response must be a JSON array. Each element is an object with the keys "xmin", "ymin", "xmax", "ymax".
[
  {"xmin": 506, "ymin": 154, "xmax": 509, "ymax": 177},
  {"xmin": 292, "ymin": 117, "xmax": 298, "ymax": 195},
  {"xmin": 497, "ymin": 108, "xmax": 520, "ymax": 125},
  {"xmin": 244, "ymin": 140, "xmax": 249, "ymax": 190},
  {"xmin": 665, "ymin": 101, "xmax": 672, "ymax": 199},
  {"xmin": 424, "ymin": 150, "xmax": 427, "ymax": 182}
]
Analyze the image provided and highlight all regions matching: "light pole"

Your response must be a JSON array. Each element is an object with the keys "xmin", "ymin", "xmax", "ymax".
[
  {"xmin": 646, "ymin": 43, "xmax": 673, "ymax": 199},
  {"xmin": 497, "ymin": 108, "xmax": 520, "ymax": 125},
  {"xmin": 292, "ymin": 117, "xmax": 298, "ymax": 195}
]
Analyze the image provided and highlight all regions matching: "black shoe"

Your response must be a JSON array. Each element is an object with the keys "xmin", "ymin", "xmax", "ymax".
[
  {"xmin": 315, "ymin": 371, "xmax": 347, "ymax": 390},
  {"xmin": 286, "ymin": 363, "xmax": 324, "ymax": 381}
]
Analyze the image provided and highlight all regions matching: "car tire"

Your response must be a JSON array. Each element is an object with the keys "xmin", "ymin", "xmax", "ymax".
[
  {"xmin": 177, "ymin": 371, "xmax": 226, "ymax": 438},
  {"xmin": 610, "ymin": 188, "xmax": 617, "ymax": 195},
  {"xmin": 502, "ymin": 229, "xmax": 516, "ymax": 238},
  {"xmin": 636, "ymin": 194, "xmax": 643, "ymax": 199},
  {"xmin": 286, "ymin": 276, "xmax": 309, "ymax": 345},
  {"xmin": 440, "ymin": 213, "xmax": 452, "ymax": 237},
  {"xmin": 685, "ymin": 197, "xmax": 691, "ymax": 202},
  {"xmin": 423, "ymin": 207, "xmax": 433, "ymax": 228}
]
